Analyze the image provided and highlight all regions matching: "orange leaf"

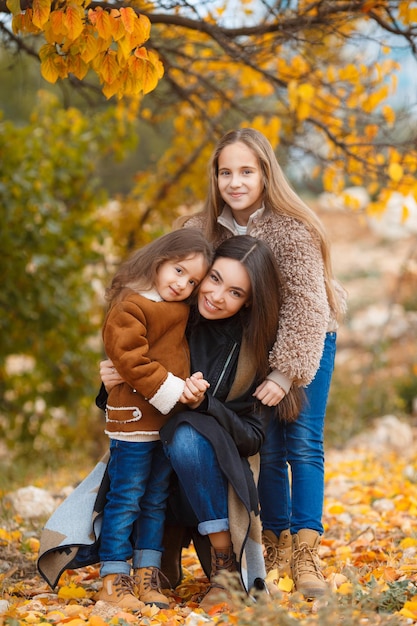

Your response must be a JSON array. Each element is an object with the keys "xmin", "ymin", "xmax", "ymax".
[
  {"xmin": 120, "ymin": 6, "xmax": 136, "ymax": 34},
  {"xmin": 88, "ymin": 616, "xmax": 108, "ymax": 626},
  {"xmin": 206, "ymin": 601, "xmax": 232, "ymax": 615},
  {"xmin": 49, "ymin": 10, "xmax": 67, "ymax": 37},
  {"xmin": 64, "ymin": 4, "xmax": 84, "ymax": 41},
  {"xmin": 90, "ymin": 7, "xmax": 112, "ymax": 39},
  {"xmin": 109, "ymin": 11, "xmax": 126, "ymax": 42},
  {"xmin": 99, "ymin": 51, "xmax": 120, "ymax": 85},
  {"xmin": 32, "ymin": 0, "xmax": 51, "ymax": 28}
]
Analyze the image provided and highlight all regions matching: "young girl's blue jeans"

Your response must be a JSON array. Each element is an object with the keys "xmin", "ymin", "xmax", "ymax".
[
  {"xmin": 100, "ymin": 439, "xmax": 172, "ymax": 576},
  {"xmin": 258, "ymin": 332, "xmax": 337, "ymax": 536},
  {"xmin": 163, "ymin": 423, "xmax": 229, "ymax": 535}
]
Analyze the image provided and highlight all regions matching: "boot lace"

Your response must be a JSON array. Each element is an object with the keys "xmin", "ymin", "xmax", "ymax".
[
  {"xmin": 292, "ymin": 543, "xmax": 325, "ymax": 580},
  {"xmin": 215, "ymin": 550, "xmax": 235, "ymax": 572},
  {"xmin": 142, "ymin": 567, "xmax": 171, "ymax": 591},
  {"xmin": 263, "ymin": 535, "xmax": 279, "ymax": 570},
  {"xmin": 113, "ymin": 574, "xmax": 137, "ymax": 598}
]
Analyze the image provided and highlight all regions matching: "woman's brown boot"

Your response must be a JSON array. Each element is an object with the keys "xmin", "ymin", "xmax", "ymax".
[{"xmin": 199, "ymin": 545, "xmax": 238, "ymax": 613}]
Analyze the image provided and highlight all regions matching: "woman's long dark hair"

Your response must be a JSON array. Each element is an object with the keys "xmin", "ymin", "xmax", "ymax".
[{"xmin": 214, "ymin": 235, "xmax": 304, "ymax": 422}]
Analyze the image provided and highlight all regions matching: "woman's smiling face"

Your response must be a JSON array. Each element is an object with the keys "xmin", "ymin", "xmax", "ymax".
[{"xmin": 197, "ymin": 256, "xmax": 252, "ymax": 320}]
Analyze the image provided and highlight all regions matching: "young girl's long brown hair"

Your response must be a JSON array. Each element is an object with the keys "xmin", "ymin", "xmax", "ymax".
[
  {"xmin": 203, "ymin": 128, "xmax": 342, "ymax": 320},
  {"xmin": 105, "ymin": 229, "xmax": 213, "ymax": 307},
  {"xmin": 215, "ymin": 235, "xmax": 304, "ymax": 421}
]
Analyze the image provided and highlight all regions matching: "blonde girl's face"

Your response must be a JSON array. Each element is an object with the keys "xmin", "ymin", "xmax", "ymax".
[
  {"xmin": 198, "ymin": 257, "xmax": 252, "ymax": 320},
  {"xmin": 155, "ymin": 254, "xmax": 209, "ymax": 302},
  {"xmin": 217, "ymin": 141, "xmax": 264, "ymax": 226}
]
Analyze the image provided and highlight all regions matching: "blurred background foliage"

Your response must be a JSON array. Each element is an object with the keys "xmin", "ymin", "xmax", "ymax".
[{"xmin": 1, "ymin": 0, "xmax": 417, "ymax": 486}]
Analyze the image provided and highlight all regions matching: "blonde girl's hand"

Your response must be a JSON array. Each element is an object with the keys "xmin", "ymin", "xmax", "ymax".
[
  {"xmin": 179, "ymin": 372, "xmax": 210, "ymax": 407},
  {"xmin": 253, "ymin": 379, "xmax": 286, "ymax": 406},
  {"xmin": 100, "ymin": 359, "xmax": 124, "ymax": 392}
]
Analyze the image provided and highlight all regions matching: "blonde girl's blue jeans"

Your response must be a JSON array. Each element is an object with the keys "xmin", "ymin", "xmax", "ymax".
[{"xmin": 258, "ymin": 332, "xmax": 337, "ymax": 535}]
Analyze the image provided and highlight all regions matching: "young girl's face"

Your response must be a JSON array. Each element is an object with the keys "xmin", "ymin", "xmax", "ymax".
[
  {"xmin": 217, "ymin": 141, "xmax": 264, "ymax": 226},
  {"xmin": 198, "ymin": 256, "xmax": 251, "ymax": 320},
  {"xmin": 155, "ymin": 254, "xmax": 209, "ymax": 302}
]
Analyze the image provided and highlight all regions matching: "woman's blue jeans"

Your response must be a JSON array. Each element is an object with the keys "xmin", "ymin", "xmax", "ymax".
[
  {"xmin": 99, "ymin": 439, "xmax": 172, "ymax": 576},
  {"xmin": 258, "ymin": 332, "xmax": 337, "ymax": 536},
  {"xmin": 163, "ymin": 423, "xmax": 229, "ymax": 536}
]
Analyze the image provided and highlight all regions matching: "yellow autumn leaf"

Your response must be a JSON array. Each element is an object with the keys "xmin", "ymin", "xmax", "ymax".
[
  {"xmin": 40, "ymin": 55, "xmax": 60, "ymax": 83},
  {"xmin": 297, "ymin": 101, "xmax": 310, "ymax": 121},
  {"xmin": 108, "ymin": 11, "xmax": 126, "ymax": 42},
  {"xmin": 388, "ymin": 162, "xmax": 403, "ymax": 182},
  {"xmin": 400, "ymin": 600, "xmax": 417, "ymax": 618},
  {"xmin": 337, "ymin": 582, "xmax": 354, "ymax": 595},
  {"xmin": 57, "ymin": 583, "xmax": 87, "ymax": 599},
  {"xmin": 6, "ymin": 0, "xmax": 20, "ymax": 16},
  {"xmin": 408, "ymin": 8, "xmax": 417, "ymax": 22},
  {"xmin": 67, "ymin": 54, "xmax": 89, "ymax": 80},
  {"xmin": 64, "ymin": 4, "xmax": 84, "ymax": 41},
  {"xmin": 120, "ymin": 6, "xmax": 136, "ymax": 34},
  {"xmin": 382, "ymin": 104, "xmax": 395, "ymax": 126},
  {"xmin": 287, "ymin": 80, "xmax": 298, "ymax": 111},
  {"xmin": 297, "ymin": 82, "xmax": 315, "ymax": 102},
  {"xmin": 147, "ymin": 49, "xmax": 164, "ymax": 79},
  {"xmin": 48, "ymin": 10, "xmax": 67, "ymax": 38},
  {"xmin": 0, "ymin": 528, "xmax": 21, "ymax": 542},
  {"xmin": 141, "ymin": 60, "xmax": 159, "ymax": 94},
  {"xmin": 80, "ymin": 30, "xmax": 100, "ymax": 64},
  {"xmin": 24, "ymin": 536, "xmax": 40, "ymax": 553},
  {"xmin": 117, "ymin": 35, "xmax": 133, "ymax": 62},
  {"xmin": 102, "ymin": 78, "xmax": 122, "ymax": 99},
  {"xmin": 328, "ymin": 503, "xmax": 345, "ymax": 515},
  {"xmin": 99, "ymin": 51, "xmax": 120, "ymax": 85},
  {"xmin": 278, "ymin": 575, "xmax": 294, "ymax": 592},
  {"xmin": 135, "ymin": 12, "xmax": 151, "ymax": 43},
  {"xmin": 400, "ymin": 536, "xmax": 417, "ymax": 549},
  {"xmin": 90, "ymin": 7, "xmax": 112, "ymax": 40},
  {"xmin": 32, "ymin": 0, "xmax": 51, "ymax": 28},
  {"xmin": 88, "ymin": 616, "xmax": 108, "ymax": 626}
]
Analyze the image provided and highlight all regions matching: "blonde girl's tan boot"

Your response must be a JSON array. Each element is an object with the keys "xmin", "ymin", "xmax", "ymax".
[
  {"xmin": 95, "ymin": 573, "xmax": 144, "ymax": 612},
  {"xmin": 262, "ymin": 529, "xmax": 292, "ymax": 577},
  {"xmin": 133, "ymin": 567, "xmax": 170, "ymax": 609},
  {"xmin": 199, "ymin": 545, "xmax": 238, "ymax": 614},
  {"xmin": 291, "ymin": 529, "xmax": 327, "ymax": 598}
]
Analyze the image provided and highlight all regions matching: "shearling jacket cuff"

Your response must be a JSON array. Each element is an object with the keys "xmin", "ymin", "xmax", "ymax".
[
  {"xmin": 266, "ymin": 369, "xmax": 293, "ymax": 394},
  {"xmin": 148, "ymin": 373, "xmax": 185, "ymax": 415}
]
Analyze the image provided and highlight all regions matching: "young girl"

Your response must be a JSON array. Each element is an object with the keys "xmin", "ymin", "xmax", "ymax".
[
  {"xmin": 97, "ymin": 229, "xmax": 212, "ymax": 611},
  {"xmin": 181, "ymin": 128, "xmax": 347, "ymax": 598}
]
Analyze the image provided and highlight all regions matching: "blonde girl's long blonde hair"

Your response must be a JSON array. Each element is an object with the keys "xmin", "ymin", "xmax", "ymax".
[
  {"xmin": 105, "ymin": 229, "xmax": 213, "ymax": 307},
  {"xmin": 202, "ymin": 128, "xmax": 342, "ymax": 318}
]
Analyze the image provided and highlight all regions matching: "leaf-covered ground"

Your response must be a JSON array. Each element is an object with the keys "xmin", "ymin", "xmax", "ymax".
[{"xmin": 1, "ymin": 443, "xmax": 417, "ymax": 626}]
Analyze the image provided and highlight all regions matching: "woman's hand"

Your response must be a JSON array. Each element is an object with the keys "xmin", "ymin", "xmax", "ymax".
[
  {"xmin": 100, "ymin": 359, "xmax": 124, "ymax": 392},
  {"xmin": 253, "ymin": 379, "xmax": 286, "ymax": 406},
  {"xmin": 179, "ymin": 372, "xmax": 210, "ymax": 408}
]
